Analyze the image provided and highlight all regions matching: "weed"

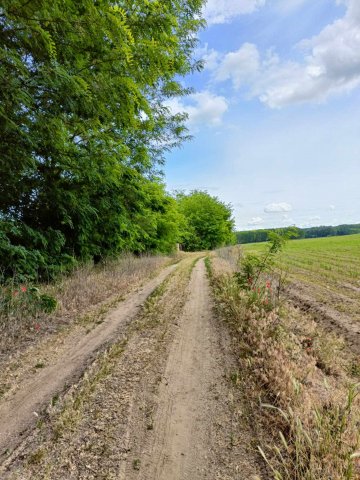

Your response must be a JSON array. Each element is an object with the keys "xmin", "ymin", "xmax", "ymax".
[
  {"xmin": 27, "ymin": 448, "xmax": 45, "ymax": 465},
  {"xmin": 35, "ymin": 362, "xmax": 46, "ymax": 369},
  {"xmin": 204, "ymin": 256, "xmax": 212, "ymax": 277},
  {"xmin": 230, "ymin": 371, "xmax": 240, "ymax": 386},
  {"xmin": 133, "ymin": 458, "xmax": 141, "ymax": 470}
]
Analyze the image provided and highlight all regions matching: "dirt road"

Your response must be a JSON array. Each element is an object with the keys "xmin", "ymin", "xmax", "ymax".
[{"xmin": 1, "ymin": 258, "xmax": 262, "ymax": 479}]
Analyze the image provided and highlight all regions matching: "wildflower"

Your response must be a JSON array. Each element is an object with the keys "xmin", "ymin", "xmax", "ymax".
[
  {"xmin": 21, "ymin": 286, "xmax": 27, "ymax": 292},
  {"xmin": 34, "ymin": 323, "xmax": 41, "ymax": 332},
  {"xmin": 266, "ymin": 281, "xmax": 272, "ymax": 289}
]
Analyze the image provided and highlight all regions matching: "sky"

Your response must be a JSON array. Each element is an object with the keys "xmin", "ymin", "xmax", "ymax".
[{"xmin": 164, "ymin": 0, "xmax": 360, "ymax": 231}]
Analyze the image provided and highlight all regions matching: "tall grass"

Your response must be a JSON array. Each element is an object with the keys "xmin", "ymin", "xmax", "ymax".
[
  {"xmin": 0, "ymin": 254, "xmax": 170, "ymax": 360},
  {"xmin": 209, "ymin": 252, "xmax": 360, "ymax": 479}
]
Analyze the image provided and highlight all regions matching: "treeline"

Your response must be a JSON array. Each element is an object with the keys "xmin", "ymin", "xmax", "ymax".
[
  {"xmin": 236, "ymin": 224, "xmax": 360, "ymax": 244},
  {"xmin": 0, "ymin": 1, "xmax": 237, "ymax": 282}
]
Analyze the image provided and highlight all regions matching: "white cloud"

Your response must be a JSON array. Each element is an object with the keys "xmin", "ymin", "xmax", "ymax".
[
  {"xmin": 248, "ymin": 216, "xmax": 264, "ymax": 226},
  {"xmin": 165, "ymin": 91, "xmax": 228, "ymax": 128},
  {"xmin": 275, "ymin": 0, "xmax": 312, "ymax": 14},
  {"xmin": 212, "ymin": 0, "xmax": 360, "ymax": 107},
  {"xmin": 215, "ymin": 44, "xmax": 260, "ymax": 88},
  {"xmin": 203, "ymin": 0, "xmax": 266, "ymax": 25},
  {"xmin": 195, "ymin": 43, "xmax": 221, "ymax": 71},
  {"xmin": 264, "ymin": 202, "xmax": 293, "ymax": 213}
]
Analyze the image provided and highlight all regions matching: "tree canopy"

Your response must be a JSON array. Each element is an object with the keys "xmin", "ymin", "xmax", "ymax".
[
  {"xmin": 177, "ymin": 191, "xmax": 235, "ymax": 251},
  {"xmin": 236, "ymin": 224, "xmax": 360, "ymax": 244},
  {"xmin": 0, "ymin": 0, "xmax": 205, "ymax": 281}
]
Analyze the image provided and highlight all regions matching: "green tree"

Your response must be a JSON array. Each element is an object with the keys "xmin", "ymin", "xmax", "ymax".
[
  {"xmin": 177, "ymin": 191, "xmax": 235, "ymax": 251},
  {"xmin": 0, "ymin": 0, "xmax": 205, "ymax": 280}
]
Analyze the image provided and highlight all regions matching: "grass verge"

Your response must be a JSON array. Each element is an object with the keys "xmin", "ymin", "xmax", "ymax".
[{"xmin": 208, "ymin": 253, "xmax": 360, "ymax": 480}]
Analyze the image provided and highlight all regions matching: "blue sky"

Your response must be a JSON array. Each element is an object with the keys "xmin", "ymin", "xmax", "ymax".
[{"xmin": 164, "ymin": 0, "xmax": 360, "ymax": 230}]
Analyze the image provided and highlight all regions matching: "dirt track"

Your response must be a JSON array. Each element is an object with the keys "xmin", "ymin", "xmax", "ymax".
[
  {"xmin": 1, "ymin": 257, "xmax": 262, "ymax": 479},
  {"xmin": 126, "ymin": 259, "xmax": 261, "ymax": 479}
]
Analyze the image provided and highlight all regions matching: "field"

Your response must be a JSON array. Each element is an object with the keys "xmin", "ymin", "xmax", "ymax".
[{"xmin": 242, "ymin": 234, "xmax": 360, "ymax": 351}]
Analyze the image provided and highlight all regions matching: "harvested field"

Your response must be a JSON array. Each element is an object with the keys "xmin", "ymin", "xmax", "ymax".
[{"xmin": 242, "ymin": 234, "xmax": 360, "ymax": 352}]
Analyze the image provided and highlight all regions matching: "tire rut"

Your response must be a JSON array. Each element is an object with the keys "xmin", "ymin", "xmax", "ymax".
[
  {"xmin": 125, "ymin": 259, "xmax": 262, "ymax": 480},
  {"xmin": 0, "ymin": 263, "xmax": 177, "ymax": 460}
]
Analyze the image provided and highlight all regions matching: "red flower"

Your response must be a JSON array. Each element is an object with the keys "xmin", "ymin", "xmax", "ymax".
[
  {"xmin": 21, "ymin": 286, "xmax": 27, "ymax": 292},
  {"xmin": 34, "ymin": 323, "xmax": 41, "ymax": 331},
  {"xmin": 266, "ymin": 281, "xmax": 272, "ymax": 290}
]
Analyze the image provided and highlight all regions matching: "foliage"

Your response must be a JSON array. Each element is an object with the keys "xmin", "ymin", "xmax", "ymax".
[
  {"xmin": 234, "ymin": 228, "xmax": 298, "ymax": 297},
  {"xmin": 236, "ymin": 224, "xmax": 360, "ymax": 244},
  {"xmin": 0, "ymin": 284, "xmax": 57, "ymax": 329},
  {"xmin": 0, "ymin": 0, "xmax": 205, "ymax": 281},
  {"xmin": 176, "ymin": 191, "xmax": 236, "ymax": 251}
]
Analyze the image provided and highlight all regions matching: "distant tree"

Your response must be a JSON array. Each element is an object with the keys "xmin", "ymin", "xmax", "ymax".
[
  {"xmin": 235, "ymin": 224, "xmax": 360, "ymax": 244},
  {"xmin": 177, "ymin": 191, "xmax": 235, "ymax": 251}
]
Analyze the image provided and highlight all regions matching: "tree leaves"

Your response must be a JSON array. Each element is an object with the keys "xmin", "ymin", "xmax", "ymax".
[{"xmin": 0, "ymin": 0, "xmax": 205, "ymax": 280}]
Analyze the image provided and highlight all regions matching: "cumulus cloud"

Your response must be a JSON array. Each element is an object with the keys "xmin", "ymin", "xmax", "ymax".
[
  {"xmin": 195, "ymin": 43, "xmax": 221, "ymax": 71},
  {"xmin": 248, "ymin": 216, "xmax": 264, "ymax": 226},
  {"xmin": 203, "ymin": 0, "xmax": 266, "ymax": 25},
  {"xmin": 275, "ymin": 0, "xmax": 312, "ymax": 14},
  {"xmin": 165, "ymin": 91, "xmax": 228, "ymax": 128},
  {"xmin": 215, "ymin": 44, "xmax": 260, "ymax": 88},
  {"xmin": 213, "ymin": 0, "xmax": 360, "ymax": 107},
  {"xmin": 264, "ymin": 202, "xmax": 293, "ymax": 213}
]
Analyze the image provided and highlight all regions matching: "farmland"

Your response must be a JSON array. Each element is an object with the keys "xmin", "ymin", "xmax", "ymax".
[{"xmin": 242, "ymin": 234, "xmax": 360, "ymax": 348}]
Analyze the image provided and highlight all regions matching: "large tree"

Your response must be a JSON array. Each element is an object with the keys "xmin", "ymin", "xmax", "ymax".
[
  {"xmin": 177, "ymin": 191, "xmax": 235, "ymax": 251},
  {"xmin": 0, "ymin": 0, "xmax": 205, "ymax": 279}
]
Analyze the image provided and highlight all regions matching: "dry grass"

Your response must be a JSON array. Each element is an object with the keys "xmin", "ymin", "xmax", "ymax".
[
  {"xmin": 0, "ymin": 254, "xmax": 174, "ymax": 362},
  {"xmin": 208, "ymin": 251, "xmax": 360, "ymax": 480}
]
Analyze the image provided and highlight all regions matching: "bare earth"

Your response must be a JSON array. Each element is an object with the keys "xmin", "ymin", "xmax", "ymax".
[
  {"xmin": 125, "ymin": 259, "xmax": 261, "ymax": 480},
  {"xmin": 287, "ymin": 281, "xmax": 360, "ymax": 355},
  {"xmin": 1, "ymin": 258, "xmax": 263, "ymax": 479}
]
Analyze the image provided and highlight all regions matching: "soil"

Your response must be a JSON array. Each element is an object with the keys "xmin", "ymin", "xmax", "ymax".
[
  {"xmin": 0, "ymin": 257, "xmax": 264, "ymax": 479},
  {"xmin": 286, "ymin": 280, "xmax": 360, "ymax": 355}
]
